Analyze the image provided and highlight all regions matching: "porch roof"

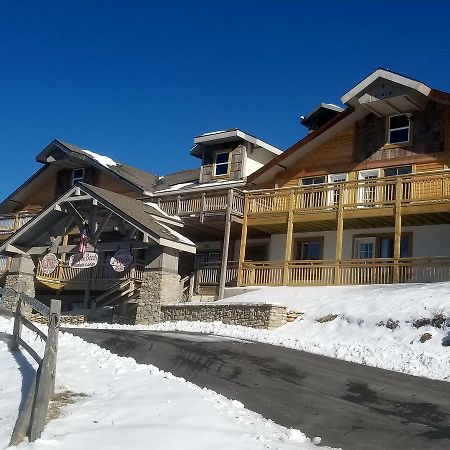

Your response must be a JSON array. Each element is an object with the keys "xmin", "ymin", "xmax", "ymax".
[{"xmin": 0, "ymin": 183, "xmax": 196, "ymax": 255}]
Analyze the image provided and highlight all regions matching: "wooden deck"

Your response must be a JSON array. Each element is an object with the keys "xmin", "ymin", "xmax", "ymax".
[
  {"xmin": 157, "ymin": 189, "xmax": 244, "ymax": 218},
  {"xmin": 240, "ymin": 257, "xmax": 450, "ymax": 286},
  {"xmin": 246, "ymin": 170, "xmax": 450, "ymax": 223}
]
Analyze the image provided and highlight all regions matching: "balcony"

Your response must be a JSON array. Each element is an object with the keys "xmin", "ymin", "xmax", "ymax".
[
  {"xmin": 240, "ymin": 257, "xmax": 450, "ymax": 286},
  {"xmin": 35, "ymin": 262, "xmax": 145, "ymax": 287},
  {"xmin": 157, "ymin": 190, "xmax": 244, "ymax": 218},
  {"xmin": 0, "ymin": 211, "xmax": 38, "ymax": 235},
  {"xmin": 246, "ymin": 170, "xmax": 450, "ymax": 219}
]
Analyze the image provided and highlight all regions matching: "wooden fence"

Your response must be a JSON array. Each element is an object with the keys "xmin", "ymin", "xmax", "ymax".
[
  {"xmin": 1, "ymin": 287, "xmax": 61, "ymax": 444},
  {"xmin": 240, "ymin": 257, "xmax": 450, "ymax": 286}
]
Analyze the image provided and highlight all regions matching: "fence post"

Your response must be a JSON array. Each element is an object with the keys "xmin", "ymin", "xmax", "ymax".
[
  {"xmin": 10, "ymin": 297, "xmax": 22, "ymax": 351},
  {"xmin": 29, "ymin": 299, "xmax": 61, "ymax": 441}
]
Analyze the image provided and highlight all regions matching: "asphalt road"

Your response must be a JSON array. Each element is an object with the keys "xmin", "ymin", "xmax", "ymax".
[{"xmin": 64, "ymin": 328, "xmax": 450, "ymax": 450}]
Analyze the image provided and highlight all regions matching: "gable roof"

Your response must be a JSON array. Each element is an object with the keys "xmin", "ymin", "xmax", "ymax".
[
  {"xmin": 190, "ymin": 129, "xmax": 282, "ymax": 158},
  {"xmin": 155, "ymin": 168, "xmax": 200, "ymax": 191},
  {"xmin": 0, "ymin": 183, "xmax": 196, "ymax": 255},
  {"xmin": 37, "ymin": 139, "xmax": 159, "ymax": 193},
  {"xmin": 248, "ymin": 68, "xmax": 448, "ymax": 186}
]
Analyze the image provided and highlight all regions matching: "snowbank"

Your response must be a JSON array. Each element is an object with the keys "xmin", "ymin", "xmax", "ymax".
[
  {"xmin": 80, "ymin": 283, "xmax": 450, "ymax": 382},
  {"xmin": 0, "ymin": 316, "xmax": 329, "ymax": 450}
]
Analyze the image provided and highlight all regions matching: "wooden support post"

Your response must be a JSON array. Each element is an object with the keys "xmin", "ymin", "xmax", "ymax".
[
  {"xmin": 237, "ymin": 194, "xmax": 249, "ymax": 286},
  {"xmin": 29, "ymin": 299, "xmax": 61, "ymax": 441},
  {"xmin": 200, "ymin": 192, "xmax": 206, "ymax": 223},
  {"xmin": 10, "ymin": 299, "xmax": 22, "ymax": 351},
  {"xmin": 176, "ymin": 195, "xmax": 182, "ymax": 216},
  {"xmin": 283, "ymin": 189, "xmax": 295, "ymax": 285},
  {"xmin": 335, "ymin": 185, "xmax": 344, "ymax": 285},
  {"xmin": 393, "ymin": 178, "xmax": 403, "ymax": 283},
  {"xmin": 218, "ymin": 189, "xmax": 233, "ymax": 299}
]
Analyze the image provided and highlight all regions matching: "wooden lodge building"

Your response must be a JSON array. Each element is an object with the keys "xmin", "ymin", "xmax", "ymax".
[{"xmin": 1, "ymin": 67, "xmax": 450, "ymax": 322}]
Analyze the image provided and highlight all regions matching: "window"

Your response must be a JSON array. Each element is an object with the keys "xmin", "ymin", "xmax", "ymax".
[
  {"xmin": 72, "ymin": 168, "xmax": 85, "ymax": 185},
  {"xmin": 214, "ymin": 152, "xmax": 230, "ymax": 176},
  {"xmin": 354, "ymin": 234, "xmax": 411, "ymax": 259},
  {"xmin": 384, "ymin": 166, "xmax": 412, "ymax": 177},
  {"xmin": 328, "ymin": 173, "xmax": 347, "ymax": 206},
  {"xmin": 295, "ymin": 237, "xmax": 323, "ymax": 260},
  {"xmin": 358, "ymin": 169, "xmax": 380, "ymax": 205},
  {"xmin": 300, "ymin": 176, "xmax": 326, "ymax": 208},
  {"xmin": 388, "ymin": 114, "xmax": 411, "ymax": 144},
  {"xmin": 246, "ymin": 244, "xmax": 268, "ymax": 261}
]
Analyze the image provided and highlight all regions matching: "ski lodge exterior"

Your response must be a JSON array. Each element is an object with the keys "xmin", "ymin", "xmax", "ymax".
[{"xmin": 1, "ymin": 68, "xmax": 450, "ymax": 323}]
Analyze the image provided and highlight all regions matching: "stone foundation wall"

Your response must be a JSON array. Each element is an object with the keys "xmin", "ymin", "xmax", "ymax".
[
  {"xmin": 161, "ymin": 303, "xmax": 287, "ymax": 330},
  {"xmin": 32, "ymin": 312, "xmax": 88, "ymax": 325},
  {"xmin": 2, "ymin": 274, "xmax": 35, "ymax": 315},
  {"xmin": 135, "ymin": 271, "xmax": 181, "ymax": 325}
]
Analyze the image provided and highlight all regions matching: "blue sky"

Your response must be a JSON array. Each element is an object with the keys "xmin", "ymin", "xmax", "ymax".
[{"xmin": 1, "ymin": 1, "xmax": 449, "ymax": 199}]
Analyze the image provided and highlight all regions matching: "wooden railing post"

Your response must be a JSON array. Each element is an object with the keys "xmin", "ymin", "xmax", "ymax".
[
  {"xmin": 237, "ymin": 194, "xmax": 249, "ymax": 286},
  {"xmin": 200, "ymin": 192, "xmax": 206, "ymax": 223},
  {"xmin": 218, "ymin": 189, "xmax": 233, "ymax": 299},
  {"xmin": 29, "ymin": 299, "xmax": 61, "ymax": 441},
  {"xmin": 10, "ymin": 298, "xmax": 23, "ymax": 351},
  {"xmin": 393, "ymin": 178, "xmax": 403, "ymax": 283},
  {"xmin": 176, "ymin": 195, "xmax": 182, "ymax": 216},
  {"xmin": 335, "ymin": 185, "xmax": 344, "ymax": 285},
  {"xmin": 283, "ymin": 189, "xmax": 295, "ymax": 285}
]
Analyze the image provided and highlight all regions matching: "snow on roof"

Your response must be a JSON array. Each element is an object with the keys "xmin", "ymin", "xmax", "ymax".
[
  {"xmin": 81, "ymin": 149, "xmax": 117, "ymax": 167},
  {"xmin": 154, "ymin": 179, "xmax": 243, "ymax": 194},
  {"xmin": 158, "ymin": 222, "xmax": 196, "ymax": 247},
  {"xmin": 144, "ymin": 201, "xmax": 182, "ymax": 221},
  {"xmin": 201, "ymin": 130, "xmax": 227, "ymax": 136}
]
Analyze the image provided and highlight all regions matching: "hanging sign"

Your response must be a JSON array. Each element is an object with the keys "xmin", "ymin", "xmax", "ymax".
[
  {"xmin": 40, "ymin": 253, "xmax": 59, "ymax": 275},
  {"xmin": 69, "ymin": 251, "xmax": 98, "ymax": 269},
  {"xmin": 110, "ymin": 249, "xmax": 134, "ymax": 272}
]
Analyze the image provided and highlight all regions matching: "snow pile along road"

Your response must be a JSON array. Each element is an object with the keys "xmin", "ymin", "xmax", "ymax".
[
  {"xmin": 84, "ymin": 283, "xmax": 450, "ymax": 382},
  {"xmin": 0, "ymin": 316, "xmax": 330, "ymax": 450}
]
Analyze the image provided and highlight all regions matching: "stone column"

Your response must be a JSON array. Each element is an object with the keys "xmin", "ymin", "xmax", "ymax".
[
  {"xmin": 3, "ymin": 254, "xmax": 35, "ymax": 314},
  {"xmin": 134, "ymin": 247, "xmax": 181, "ymax": 325}
]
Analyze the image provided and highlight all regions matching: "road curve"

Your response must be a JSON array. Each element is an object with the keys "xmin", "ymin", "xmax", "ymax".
[{"xmin": 64, "ymin": 328, "xmax": 450, "ymax": 450}]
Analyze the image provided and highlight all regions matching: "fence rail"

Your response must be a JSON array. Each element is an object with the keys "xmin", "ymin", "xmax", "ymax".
[
  {"xmin": 247, "ymin": 170, "xmax": 450, "ymax": 215},
  {"xmin": 157, "ymin": 190, "xmax": 245, "ymax": 217},
  {"xmin": 240, "ymin": 257, "xmax": 450, "ymax": 286},
  {"xmin": 194, "ymin": 261, "xmax": 239, "ymax": 287},
  {"xmin": 36, "ymin": 262, "xmax": 145, "ymax": 283},
  {"xmin": 0, "ymin": 287, "xmax": 61, "ymax": 444},
  {"xmin": 0, "ymin": 211, "xmax": 38, "ymax": 234}
]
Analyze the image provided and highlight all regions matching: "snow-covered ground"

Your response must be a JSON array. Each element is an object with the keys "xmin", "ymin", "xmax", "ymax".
[
  {"xmin": 81, "ymin": 283, "xmax": 450, "ymax": 382},
  {"xmin": 0, "ymin": 316, "xmax": 329, "ymax": 450}
]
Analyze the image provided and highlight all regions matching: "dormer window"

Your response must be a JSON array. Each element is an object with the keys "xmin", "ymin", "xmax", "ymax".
[
  {"xmin": 388, "ymin": 114, "xmax": 411, "ymax": 144},
  {"xmin": 214, "ymin": 152, "xmax": 230, "ymax": 176},
  {"xmin": 72, "ymin": 168, "xmax": 85, "ymax": 185}
]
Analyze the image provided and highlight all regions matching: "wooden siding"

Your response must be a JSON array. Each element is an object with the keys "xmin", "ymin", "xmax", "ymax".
[
  {"xmin": 272, "ymin": 103, "xmax": 450, "ymax": 189},
  {"xmin": 277, "ymin": 126, "xmax": 355, "ymax": 188},
  {"xmin": 200, "ymin": 143, "xmax": 245, "ymax": 183}
]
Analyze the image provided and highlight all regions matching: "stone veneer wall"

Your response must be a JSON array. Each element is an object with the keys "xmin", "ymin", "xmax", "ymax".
[
  {"xmin": 31, "ymin": 313, "xmax": 88, "ymax": 325},
  {"xmin": 161, "ymin": 303, "xmax": 287, "ymax": 330},
  {"xmin": 3, "ymin": 273, "xmax": 35, "ymax": 315},
  {"xmin": 134, "ymin": 271, "xmax": 181, "ymax": 325}
]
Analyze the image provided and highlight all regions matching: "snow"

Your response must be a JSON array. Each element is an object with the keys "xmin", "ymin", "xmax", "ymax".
[
  {"xmin": 201, "ymin": 130, "xmax": 228, "ymax": 136},
  {"xmin": 154, "ymin": 179, "xmax": 243, "ymax": 194},
  {"xmin": 144, "ymin": 201, "xmax": 183, "ymax": 222},
  {"xmin": 158, "ymin": 222, "xmax": 196, "ymax": 247},
  {"xmin": 81, "ymin": 149, "xmax": 117, "ymax": 167},
  {"xmin": 80, "ymin": 283, "xmax": 450, "ymax": 382},
  {"xmin": 0, "ymin": 316, "xmax": 329, "ymax": 450},
  {"xmin": 154, "ymin": 181, "xmax": 197, "ymax": 192}
]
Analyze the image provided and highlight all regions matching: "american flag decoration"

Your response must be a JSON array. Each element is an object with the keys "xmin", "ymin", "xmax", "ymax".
[{"xmin": 78, "ymin": 222, "xmax": 90, "ymax": 255}]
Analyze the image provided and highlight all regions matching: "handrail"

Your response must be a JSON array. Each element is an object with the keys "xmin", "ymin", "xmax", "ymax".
[{"xmin": 246, "ymin": 170, "xmax": 450, "ymax": 214}]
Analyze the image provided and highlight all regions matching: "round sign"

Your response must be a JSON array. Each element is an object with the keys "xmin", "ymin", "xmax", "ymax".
[
  {"xmin": 40, "ymin": 253, "xmax": 59, "ymax": 275},
  {"xmin": 69, "ymin": 252, "xmax": 98, "ymax": 269},
  {"xmin": 110, "ymin": 249, "xmax": 134, "ymax": 272}
]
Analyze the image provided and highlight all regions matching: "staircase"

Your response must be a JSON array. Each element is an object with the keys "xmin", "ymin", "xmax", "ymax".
[{"xmin": 91, "ymin": 279, "xmax": 140, "ymax": 312}]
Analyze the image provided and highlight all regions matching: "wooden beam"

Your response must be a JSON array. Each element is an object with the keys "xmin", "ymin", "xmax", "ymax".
[
  {"xmin": 62, "ymin": 195, "xmax": 92, "ymax": 202},
  {"xmin": 218, "ymin": 189, "xmax": 233, "ymax": 299},
  {"xmin": 92, "ymin": 211, "xmax": 113, "ymax": 243},
  {"xmin": 237, "ymin": 195, "xmax": 249, "ymax": 286},
  {"xmin": 283, "ymin": 189, "xmax": 295, "ymax": 285},
  {"xmin": 335, "ymin": 185, "xmax": 344, "ymax": 285},
  {"xmin": 393, "ymin": 178, "xmax": 403, "ymax": 283}
]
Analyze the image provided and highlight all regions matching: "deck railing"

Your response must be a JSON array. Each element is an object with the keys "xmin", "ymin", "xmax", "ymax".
[
  {"xmin": 35, "ymin": 262, "xmax": 145, "ymax": 283},
  {"xmin": 247, "ymin": 170, "xmax": 450, "ymax": 215},
  {"xmin": 240, "ymin": 257, "xmax": 450, "ymax": 286},
  {"xmin": 194, "ymin": 261, "xmax": 239, "ymax": 287},
  {"xmin": 0, "ymin": 211, "xmax": 38, "ymax": 234},
  {"xmin": 157, "ymin": 190, "xmax": 245, "ymax": 217}
]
